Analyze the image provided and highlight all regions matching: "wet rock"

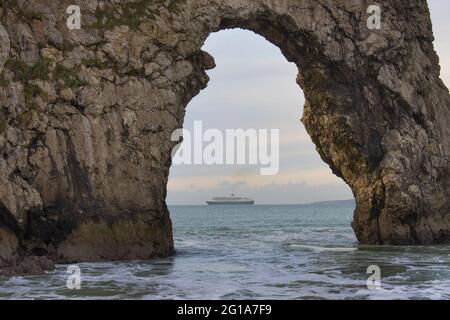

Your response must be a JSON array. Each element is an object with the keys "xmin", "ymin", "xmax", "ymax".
[{"xmin": 0, "ymin": 0, "xmax": 450, "ymax": 275}]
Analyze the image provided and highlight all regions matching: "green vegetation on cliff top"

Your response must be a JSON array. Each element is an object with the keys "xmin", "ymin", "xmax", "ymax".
[
  {"xmin": 92, "ymin": 0, "xmax": 185, "ymax": 30},
  {"xmin": 1, "ymin": 58, "xmax": 87, "ymax": 124}
]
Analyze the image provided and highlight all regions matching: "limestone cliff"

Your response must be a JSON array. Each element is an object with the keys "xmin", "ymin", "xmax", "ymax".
[{"xmin": 0, "ymin": 0, "xmax": 449, "ymax": 275}]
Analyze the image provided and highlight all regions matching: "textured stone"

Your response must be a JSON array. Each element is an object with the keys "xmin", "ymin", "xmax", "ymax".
[
  {"xmin": 0, "ymin": 24, "xmax": 10, "ymax": 72},
  {"xmin": 0, "ymin": 0, "xmax": 450, "ymax": 275}
]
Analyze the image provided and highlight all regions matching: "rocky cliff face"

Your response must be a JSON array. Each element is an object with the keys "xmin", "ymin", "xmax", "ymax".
[{"xmin": 1, "ymin": 0, "xmax": 449, "ymax": 275}]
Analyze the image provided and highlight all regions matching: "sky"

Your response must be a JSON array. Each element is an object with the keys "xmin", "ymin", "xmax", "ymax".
[{"xmin": 167, "ymin": 1, "xmax": 450, "ymax": 205}]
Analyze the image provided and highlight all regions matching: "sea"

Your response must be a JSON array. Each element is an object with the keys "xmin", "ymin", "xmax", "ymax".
[{"xmin": 1, "ymin": 200, "xmax": 449, "ymax": 300}]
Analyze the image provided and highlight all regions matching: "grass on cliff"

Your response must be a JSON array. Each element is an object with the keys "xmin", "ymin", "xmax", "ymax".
[
  {"xmin": 23, "ymin": 83, "xmax": 45, "ymax": 108},
  {"xmin": 0, "ymin": 0, "xmax": 40, "ymax": 20},
  {"xmin": 0, "ymin": 71, "xmax": 8, "ymax": 87},
  {"xmin": 54, "ymin": 64, "xmax": 88, "ymax": 89},
  {"xmin": 0, "ymin": 120, "xmax": 7, "ymax": 134},
  {"xmin": 17, "ymin": 83, "xmax": 49, "ymax": 126},
  {"xmin": 81, "ymin": 57, "xmax": 105, "ymax": 69},
  {"xmin": 2, "ymin": 58, "xmax": 87, "ymax": 120},
  {"xmin": 3, "ymin": 58, "xmax": 52, "ymax": 109},
  {"xmin": 4, "ymin": 58, "xmax": 88, "ymax": 90},
  {"xmin": 92, "ymin": 0, "xmax": 185, "ymax": 30},
  {"xmin": 4, "ymin": 58, "xmax": 53, "ymax": 82},
  {"xmin": 93, "ymin": 0, "xmax": 155, "ymax": 30}
]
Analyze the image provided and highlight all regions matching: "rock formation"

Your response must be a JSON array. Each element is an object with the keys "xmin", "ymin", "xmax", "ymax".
[{"xmin": 0, "ymin": 0, "xmax": 449, "ymax": 275}]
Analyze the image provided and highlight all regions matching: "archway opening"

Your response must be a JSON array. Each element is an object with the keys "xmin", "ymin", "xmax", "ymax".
[
  {"xmin": 167, "ymin": 27, "xmax": 355, "ymax": 247},
  {"xmin": 165, "ymin": 30, "xmax": 358, "ymax": 291},
  {"xmin": 167, "ymin": 28, "xmax": 353, "ymax": 206}
]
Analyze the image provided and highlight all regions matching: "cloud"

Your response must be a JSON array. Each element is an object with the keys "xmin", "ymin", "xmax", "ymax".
[
  {"xmin": 167, "ymin": 180, "xmax": 353, "ymax": 205},
  {"xmin": 168, "ymin": 167, "xmax": 346, "ymax": 192},
  {"xmin": 168, "ymin": 29, "xmax": 353, "ymax": 204}
]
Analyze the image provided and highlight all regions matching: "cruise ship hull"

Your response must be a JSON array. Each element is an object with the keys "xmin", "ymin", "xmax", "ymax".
[{"xmin": 206, "ymin": 200, "xmax": 255, "ymax": 205}]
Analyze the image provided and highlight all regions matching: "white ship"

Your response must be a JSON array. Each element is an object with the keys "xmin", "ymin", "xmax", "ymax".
[{"xmin": 206, "ymin": 194, "xmax": 255, "ymax": 205}]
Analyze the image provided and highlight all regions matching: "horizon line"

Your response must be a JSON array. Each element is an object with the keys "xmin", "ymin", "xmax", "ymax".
[{"xmin": 167, "ymin": 198, "xmax": 355, "ymax": 206}]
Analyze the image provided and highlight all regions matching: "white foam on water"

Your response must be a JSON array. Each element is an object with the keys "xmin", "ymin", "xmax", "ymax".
[
  {"xmin": 193, "ymin": 263, "xmax": 250, "ymax": 273},
  {"xmin": 1, "ymin": 204, "xmax": 449, "ymax": 300},
  {"xmin": 288, "ymin": 244, "xmax": 358, "ymax": 252}
]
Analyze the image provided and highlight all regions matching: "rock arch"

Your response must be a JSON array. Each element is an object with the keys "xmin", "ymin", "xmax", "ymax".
[{"xmin": 0, "ymin": 1, "xmax": 449, "ymax": 274}]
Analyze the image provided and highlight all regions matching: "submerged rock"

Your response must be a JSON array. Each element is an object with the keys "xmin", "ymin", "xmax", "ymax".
[{"xmin": 0, "ymin": 0, "xmax": 450, "ymax": 275}]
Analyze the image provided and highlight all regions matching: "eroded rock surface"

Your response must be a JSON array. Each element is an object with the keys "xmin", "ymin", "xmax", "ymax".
[{"xmin": 1, "ymin": 0, "xmax": 449, "ymax": 275}]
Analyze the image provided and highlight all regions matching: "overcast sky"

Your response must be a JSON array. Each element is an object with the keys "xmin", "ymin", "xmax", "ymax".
[{"xmin": 167, "ymin": 1, "xmax": 450, "ymax": 205}]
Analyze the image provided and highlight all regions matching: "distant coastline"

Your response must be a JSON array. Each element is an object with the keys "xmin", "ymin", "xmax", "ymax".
[{"xmin": 168, "ymin": 199, "xmax": 355, "ymax": 206}]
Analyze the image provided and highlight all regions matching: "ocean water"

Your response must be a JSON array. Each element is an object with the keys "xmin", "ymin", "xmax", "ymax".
[{"xmin": 1, "ymin": 201, "xmax": 450, "ymax": 300}]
